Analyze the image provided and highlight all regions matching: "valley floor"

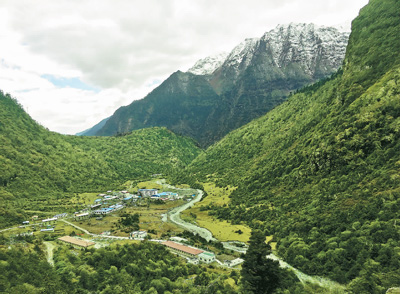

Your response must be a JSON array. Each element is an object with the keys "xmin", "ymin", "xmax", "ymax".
[{"xmin": 3, "ymin": 179, "xmax": 346, "ymax": 293}]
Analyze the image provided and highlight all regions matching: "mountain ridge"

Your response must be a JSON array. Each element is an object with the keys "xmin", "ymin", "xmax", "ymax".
[
  {"xmin": 85, "ymin": 23, "xmax": 349, "ymax": 147},
  {"xmin": 179, "ymin": 0, "xmax": 400, "ymax": 290}
]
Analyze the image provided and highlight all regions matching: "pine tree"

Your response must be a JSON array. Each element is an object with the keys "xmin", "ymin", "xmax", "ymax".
[{"xmin": 240, "ymin": 230, "xmax": 281, "ymax": 293}]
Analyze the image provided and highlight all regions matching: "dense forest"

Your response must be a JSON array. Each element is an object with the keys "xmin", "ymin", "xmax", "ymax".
[
  {"xmin": 0, "ymin": 241, "xmax": 235, "ymax": 293},
  {"xmin": 0, "ymin": 93, "xmax": 201, "ymax": 228},
  {"xmin": 0, "ymin": 235, "xmax": 311, "ymax": 294},
  {"xmin": 178, "ymin": 0, "xmax": 400, "ymax": 291}
]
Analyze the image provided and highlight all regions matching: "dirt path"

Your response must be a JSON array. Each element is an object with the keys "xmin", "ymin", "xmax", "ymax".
[
  {"xmin": 44, "ymin": 241, "xmax": 55, "ymax": 266},
  {"xmin": 268, "ymin": 254, "xmax": 345, "ymax": 291},
  {"xmin": 60, "ymin": 219, "xmax": 129, "ymax": 240}
]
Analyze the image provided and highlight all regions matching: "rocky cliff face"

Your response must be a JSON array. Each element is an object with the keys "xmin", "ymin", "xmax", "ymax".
[
  {"xmin": 91, "ymin": 23, "xmax": 349, "ymax": 147},
  {"xmin": 193, "ymin": 23, "xmax": 349, "ymax": 93}
]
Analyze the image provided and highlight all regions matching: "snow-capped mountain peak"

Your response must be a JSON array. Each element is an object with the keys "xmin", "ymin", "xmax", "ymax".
[
  {"xmin": 188, "ymin": 52, "xmax": 229, "ymax": 75},
  {"xmin": 222, "ymin": 37, "xmax": 259, "ymax": 70},
  {"xmin": 260, "ymin": 23, "xmax": 350, "ymax": 74},
  {"xmin": 187, "ymin": 22, "xmax": 349, "ymax": 91}
]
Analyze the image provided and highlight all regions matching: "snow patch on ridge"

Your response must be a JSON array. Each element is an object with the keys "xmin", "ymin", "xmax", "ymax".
[
  {"xmin": 187, "ymin": 22, "xmax": 349, "ymax": 80},
  {"xmin": 188, "ymin": 52, "xmax": 229, "ymax": 75}
]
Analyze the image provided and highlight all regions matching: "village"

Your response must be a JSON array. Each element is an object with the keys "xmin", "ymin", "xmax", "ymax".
[{"xmin": 11, "ymin": 182, "xmax": 245, "ymax": 268}]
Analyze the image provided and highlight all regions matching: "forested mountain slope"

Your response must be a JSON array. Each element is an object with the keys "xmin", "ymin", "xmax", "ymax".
[
  {"xmin": 182, "ymin": 0, "xmax": 400, "ymax": 291},
  {"xmin": 0, "ymin": 93, "xmax": 201, "ymax": 228},
  {"xmin": 93, "ymin": 24, "xmax": 349, "ymax": 147}
]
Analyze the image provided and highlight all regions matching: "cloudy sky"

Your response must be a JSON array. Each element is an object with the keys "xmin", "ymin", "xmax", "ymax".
[{"xmin": 0, "ymin": 0, "xmax": 369, "ymax": 135}]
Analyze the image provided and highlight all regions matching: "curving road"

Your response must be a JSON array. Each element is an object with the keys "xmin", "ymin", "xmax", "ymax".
[
  {"xmin": 163, "ymin": 184, "xmax": 344, "ymax": 291},
  {"xmin": 167, "ymin": 189, "xmax": 217, "ymax": 242}
]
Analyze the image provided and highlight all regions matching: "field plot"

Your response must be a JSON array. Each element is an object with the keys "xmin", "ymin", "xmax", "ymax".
[{"xmin": 181, "ymin": 183, "xmax": 251, "ymax": 242}]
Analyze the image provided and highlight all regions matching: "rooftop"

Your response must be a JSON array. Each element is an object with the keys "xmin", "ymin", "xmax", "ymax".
[
  {"xmin": 58, "ymin": 236, "xmax": 95, "ymax": 248},
  {"xmin": 42, "ymin": 217, "xmax": 57, "ymax": 222},
  {"xmin": 76, "ymin": 213, "xmax": 89, "ymax": 217},
  {"xmin": 199, "ymin": 252, "xmax": 215, "ymax": 257},
  {"xmin": 162, "ymin": 241, "xmax": 204, "ymax": 256}
]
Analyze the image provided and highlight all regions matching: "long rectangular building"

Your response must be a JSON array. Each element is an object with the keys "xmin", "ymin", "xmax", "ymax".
[
  {"xmin": 58, "ymin": 236, "xmax": 95, "ymax": 248},
  {"xmin": 162, "ymin": 241, "xmax": 203, "ymax": 258}
]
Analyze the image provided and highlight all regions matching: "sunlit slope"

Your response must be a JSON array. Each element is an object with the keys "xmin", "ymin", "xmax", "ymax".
[{"xmin": 184, "ymin": 0, "xmax": 400, "ymax": 287}]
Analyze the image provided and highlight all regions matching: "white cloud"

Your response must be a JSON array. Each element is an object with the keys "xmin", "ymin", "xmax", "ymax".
[{"xmin": 0, "ymin": 0, "xmax": 369, "ymax": 134}]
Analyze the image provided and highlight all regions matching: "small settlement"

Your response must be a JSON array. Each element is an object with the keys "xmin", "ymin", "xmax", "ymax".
[
  {"xmin": 73, "ymin": 188, "xmax": 184, "ymax": 219},
  {"xmin": 17, "ymin": 187, "xmax": 230, "ymax": 266}
]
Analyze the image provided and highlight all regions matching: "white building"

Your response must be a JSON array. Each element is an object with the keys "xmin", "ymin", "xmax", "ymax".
[
  {"xmin": 131, "ymin": 230, "xmax": 147, "ymax": 239},
  {"xmin": 198, "ymin": 252, "xmax": 216, "ymax": 264},
  {"xmin": 162, "ymin": 241, "xmax": 215, "ymax": 264},
  {"xmin": 225, "ymin": 258, "xmax": 244, "ymax": 267},
  {"xmin": 138, "ymin": 189, "xmax": 158, "ymax": 197}
]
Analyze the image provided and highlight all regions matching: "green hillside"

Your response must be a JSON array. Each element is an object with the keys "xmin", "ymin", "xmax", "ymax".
[
  {"xmin": 0, "ymin": 93, "xmax": 201, "ymax": 228},
  {"xmin": 182, "ymin": 0, "xmax": 400, "ymax": 290}
]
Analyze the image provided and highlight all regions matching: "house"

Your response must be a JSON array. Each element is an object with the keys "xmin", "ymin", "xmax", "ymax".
[
  {"xmin": 130, "ymin": 230, "xmax": 148, "ymax": 239},
  {"xmin": 58, "ymin": 236, "xmax": 95, "ymax": 249},
  {"xmin": 22, "ymin": 221, "xmax": 30, "ymax": 225},
  {"xmin": 40, "ymin": 228, "xmax": 54, "ymax": 232},
  {"xmin": 158, "ymin": 192, "xmax": 180, "ymax": 199},
  {"xmin": 41, "ymin": 218, "xmax": 57, "ymax": 225},
  {"xmin": 224, "ymin": 258, "xmax": 244, "ymax": 267},
  {"xmin": 138, "ymin": 189, "xmax": 158, "ymax": 197},
  {"xmin": 198, "ymin": 252, "xmax": 216, "ymax": 264},
  {"xmin": 93, "ymin": 207, "xmax": 114, "ymax": 215},
  {"xmin": 75, "ymin": 212, "xmax": 90, "ymax": 220}
]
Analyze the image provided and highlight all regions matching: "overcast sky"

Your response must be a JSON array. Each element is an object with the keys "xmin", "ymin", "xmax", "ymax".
[{"xmin": 0, "ymin": 0, "xmax": 369, "ymax": 135}]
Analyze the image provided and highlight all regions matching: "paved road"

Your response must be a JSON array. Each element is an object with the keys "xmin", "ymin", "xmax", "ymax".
[
  {"xmin": 163, "ymin": 184, "xmax": 344, "ymax": 291},
  {"xmin": 167, "ymin": 189, "xmax": 217, "ymax": 242}
]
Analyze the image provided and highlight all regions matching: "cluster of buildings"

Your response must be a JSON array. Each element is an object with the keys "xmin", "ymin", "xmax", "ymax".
[
  {"xmin": 138, "ymin": 189, "xmax": 182, "ymax": 201},
  {"xmin": 92, "ymin": 204, "xmax": 124, "ymax": 215},
  {"xmin": 21, "ymin": 213, "xmax": 69, "ymax": 232}
]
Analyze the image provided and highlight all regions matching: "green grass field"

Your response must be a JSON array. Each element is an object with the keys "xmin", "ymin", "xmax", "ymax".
[
  {"xmin": 71, "ymin": 192, "xmax": 102, "ymax": 205},
  {"xmin": 181, "ymin": 182, "xmax": 252, "ymax": 242},
  {"xmin": 183, "ymin": 182, "xmax": 277, "ymax": 248}
]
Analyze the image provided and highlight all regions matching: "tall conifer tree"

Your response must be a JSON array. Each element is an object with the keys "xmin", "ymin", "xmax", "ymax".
[{"xmin": 240, "ymin": 230, "xmax": 281, "ymax": 293}]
